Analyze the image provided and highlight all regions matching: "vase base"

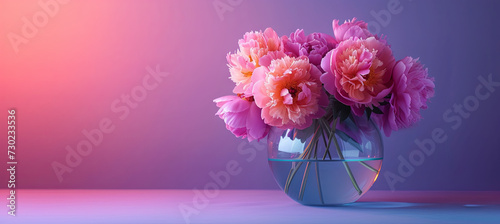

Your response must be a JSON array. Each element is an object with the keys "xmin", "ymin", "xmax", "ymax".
[{"xmin": 269, "ymin": 159, "xmax": 381, "ymax": 205}]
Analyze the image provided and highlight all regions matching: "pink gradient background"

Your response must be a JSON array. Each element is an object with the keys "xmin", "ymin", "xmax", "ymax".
[
  {"xmin": 1, "ymin": 0, "xmax": 500, "ymax": 191},
  {"xmin": 0, "ymin": 0, "xmax": 254, "ymax": 189}
]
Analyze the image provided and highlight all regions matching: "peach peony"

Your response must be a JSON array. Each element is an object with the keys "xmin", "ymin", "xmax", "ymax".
[
  {"xmin": 227, "ymin": 28, "xmax": 283, "ymax": 96},
  {"xmin": 252, "ymin": 56, "xmax": 328, "ymax": 129}
]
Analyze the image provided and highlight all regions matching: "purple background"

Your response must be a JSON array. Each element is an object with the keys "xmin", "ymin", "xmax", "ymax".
[{"xmin": 1, "ymin": 0, "xmax": 499, "ymax": 191}]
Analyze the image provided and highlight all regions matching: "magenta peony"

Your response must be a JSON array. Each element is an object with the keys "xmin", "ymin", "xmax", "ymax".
[
  {"xmin": 282, "ymin": 29, "xmax": 336, "ymax": 71},
  {"xmin": 252, "ymin": 56, "xmax": 328, "ymax": 130},
  {"xmin": 214, "ymin": 95, "xmax": 269, "ymax": 141},
  {"xmin": 227, "ymin": 28, "xmax": 283, "ymax": 96},
  {"xmin": 375, "ymin": 57, "xmax": 435, "ymax": 136},
  {"xmin": 321, "ymin": 37, "xmax": 395, "ymax": 116},
  {"xmin": 333, "ymin": 17, "xmax": 374, "ymax": 42}
]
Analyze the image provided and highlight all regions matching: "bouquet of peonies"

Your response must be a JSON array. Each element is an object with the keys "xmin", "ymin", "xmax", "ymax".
[{"xmin": 214, "ymin": 18, "xmax": 435, "ymax": 142}]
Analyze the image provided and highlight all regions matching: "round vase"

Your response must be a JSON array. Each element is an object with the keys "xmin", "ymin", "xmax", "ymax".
[{"xmin": 267, "ymin": 115, "xmax": 383, "ymax": 205}]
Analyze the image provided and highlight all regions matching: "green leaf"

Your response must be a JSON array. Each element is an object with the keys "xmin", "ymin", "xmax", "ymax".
[
  {"xmin": 339, "ymin": 108, "xmax": 350, "ymax": 121},
  {"xmin": 332, "ymin": 99, "xmax": 351, "ymax": 122},
  {"xmin": 372, "ymin": 107, "xmax": 383, "ymax": 114},
  {"xmin": 336, "ymin": 130, "xmax": 363, "ymax": 153},
  {"xmin": 294, "ymin": 119, "xmax": 317, "ymax": 142},
  {"xmin": 366, "ymin": 108, "xmax": 372, "ymax": 120}
]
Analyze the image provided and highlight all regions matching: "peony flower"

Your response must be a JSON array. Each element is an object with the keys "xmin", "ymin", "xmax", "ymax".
[
  {"xmin": 252, "ymin": 56, "xmax": 328, "ymax": 130},
  {"xmin": 238, "ymin": 28, "xmax": 282, "ymax": 59},
  {"xmin": 333, "ymin": 17, "xmax": 374, "ymax": 42},
  {"xmin": 214, "ymin": 95, "xmax": 269, "ymax": 142},
  {"xmin": 227, "ymin": 52, "xmax": 256, "ymax": 93},
  {"xmin": 321, "ymin": 37, "xmax": 395, "ymax": 116},
  {"xmin": 227, "ymin": 28, "xmax": 283, "ymax": 96},
  {"xmin": 374, "ymin": 57, "xmax": 435, "ymax": 137},
  {"xmin": 281, "ymin": 29, "xmax": 336, "ymax": 71}
]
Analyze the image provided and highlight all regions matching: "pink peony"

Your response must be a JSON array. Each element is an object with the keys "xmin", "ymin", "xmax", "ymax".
[
  {"xmin": 375, "ymin": 57, "xmax": 435, "ymax": 137},
  {"xmin": 321, "ymin": 37, "xmax": 395, "ymax": 116},
  {"xmin": 333, "ymin": 18, "xmax": 374, "ymax": 42},
  {"xmin": 227, "ymin": 52, "xmax": 256, "ymax": 93},
  {"xmin": 214, "ymin": 95, "xmax": 269, "ymax": 142},
  {"xmin": 281, "ymin": 29, "xmax": 336, "ymax": 71},
  {"xmin": 252, "ymin": 56, "xmax": 328, "ymax": 130},
  {"xmin": 227, "ymin": 28, "xmax": 283, "ymax": 96}
]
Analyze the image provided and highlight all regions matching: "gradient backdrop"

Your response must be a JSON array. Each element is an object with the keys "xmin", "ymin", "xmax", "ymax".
[{"xmin": 1, "ymin": 0, "xmax": 499, "ymax": 191}]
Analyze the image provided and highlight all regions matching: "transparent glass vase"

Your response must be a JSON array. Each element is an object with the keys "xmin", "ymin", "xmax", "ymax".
[{"xmin": 267, "ymin": 115, "xmax": 383, "ymax": 205}]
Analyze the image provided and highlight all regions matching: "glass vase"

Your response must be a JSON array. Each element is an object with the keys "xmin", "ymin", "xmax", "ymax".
[{"xmin": 267, "ymin": 115, "xmax": 383, "ymax": 205}]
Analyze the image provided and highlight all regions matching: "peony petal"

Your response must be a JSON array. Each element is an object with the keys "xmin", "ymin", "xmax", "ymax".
[
  {"xmin": 251, "ymin": 66, "xmax": 267, "ymax": 83},
  {"xmin": 351, "ymin": 104, "xmax": 365, "ymax": 116},
  {"xmin": 223, "ymin": 112, "xmax": 247, "ymax": 128},
  {"xmin": 232, "ymin": 82, "xmax": 247, "ymax": 95},
  {"xmin": 393, "ymin": 60, "xmax": 408, "ymax": 82},
  {"xmin": 263, "ymin": 28, "xmax": 281, "ymax": 51},
  {"xmin": 213, "ymin": 95, "xmax": 238, "ymax": 105},
  {"xmin": 309, "ymin": 63, "xmax": 323, "ymax": 81},
  {"xmin": 222, "ymin": 98, "xmax": 250, "ymax": 113},
  {"xmin": 320, "ymin": 52, "xmax": 336, "ymax": 95},
  {"xmin": 297, "ymin": 83, "xmax": 311, "ymax": 102},
  {"xmin": 252, "ymin": 80, "xmax": 270, "ymax": 108},
  {"xmin": 344, "ymin": 26, "xmax": 366, "ymax": 40},
  {"xmin": 229, "ymin": 126, "xmax": 247, "ymax": 137},
  {"xmin": 246, "ymin": 103, "xmax": 269, "ymax": 141},
  {"xmin": 281, "ymin": 88, "xmax": 294, "ymax": 105}
]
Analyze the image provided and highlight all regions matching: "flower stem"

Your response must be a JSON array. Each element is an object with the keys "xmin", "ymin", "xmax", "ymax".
[
  {"xmin": 314, "ymin": 162, "xmax": 324, "ymax": 204},
  {"xmin": 284, "ymin": 125, "xmax": 319, "ymax": 194},
  {"xmin": 319, "ymin": 123, "xmax": 332, "ymax": 160},
  {"xmin": 359, "ymin": 161, "xmax": 379, "ymax": 173},
  {"xmin": 330, "ymin": 118, "xmax": 363, "ymax": 195},
  {"xmin": 284, "ymin": 117, "xmax": 374, "ymax": 200},
  {"xmin": 298, "ymin": 132, "xmax": 320, "ymax": 201},
  {"xmin": 319, "ymin": 118, "xmax": 335, "ymax": 160},
  {"xmin": 298, "ymin": 160, "xmax": 311, "ymax": 201},
  {"xmin": 320, "ymin": 118, "xmax": 378, "ymax": 173}
]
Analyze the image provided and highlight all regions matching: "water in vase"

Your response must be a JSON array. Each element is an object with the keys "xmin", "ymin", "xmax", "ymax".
[{"xmin": 268, "ymin": 159, "xmax": 382, "ymax": 205}]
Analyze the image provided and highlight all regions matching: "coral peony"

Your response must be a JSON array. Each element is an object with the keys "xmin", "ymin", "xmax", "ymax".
[
  {"xmin": 375, "ymin": 57, "xmax": 435, "ymax": 136},
  {"xmin": 321, "ymin": 37, "xmax": 395, "ymax": 116},
  {"xmin": 214, "ymin": 95, "xmax": 269, "ymax": 141},
  {"xmin": 282, "ymin": 29, "xmax": 336, "ymax": 71},
  {"xmin": 227, "ymin": 28, "xmax": 283, "ymax": 95},
  {"xmin": 252, "ymin": 56, "xmax": 328, "ymax": 130},
  {"xmin": 333, "ymin": 17, "xmax": 374, "ymax": 42}
]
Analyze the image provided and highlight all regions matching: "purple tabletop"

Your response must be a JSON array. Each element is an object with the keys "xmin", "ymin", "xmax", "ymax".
[{"xmin": 1, "ymin": 189, "xmax": 499, "ymax": 223}]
